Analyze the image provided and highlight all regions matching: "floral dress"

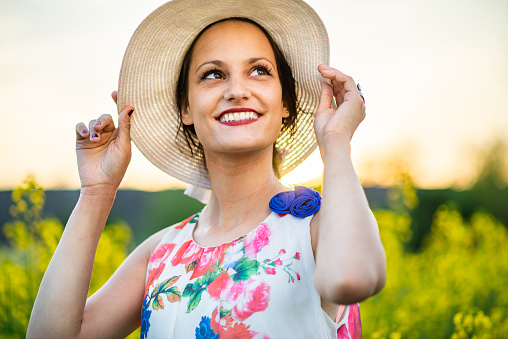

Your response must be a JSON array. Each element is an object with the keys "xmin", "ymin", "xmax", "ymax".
[{"xmin": 141, "ymin": 188, "xmax": 362, "ymax": 339}]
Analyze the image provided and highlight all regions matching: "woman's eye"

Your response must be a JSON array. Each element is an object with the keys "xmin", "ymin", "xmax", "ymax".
[
  {"xmin": 251, "ymin": 66, "xmax": 271, "ymax": 76},
  {"xmin": 204, "ymin": 71, "xmax": 223, "ymax": 80}
]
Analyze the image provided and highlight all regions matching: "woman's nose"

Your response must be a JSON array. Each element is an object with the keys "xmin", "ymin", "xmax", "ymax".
[{"xmin": 223, "ymin": 75, "xmax": 250, "ymax": 101}]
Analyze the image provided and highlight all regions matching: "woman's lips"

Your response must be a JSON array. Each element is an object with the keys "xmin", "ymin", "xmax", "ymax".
[
  {"xmin": 218, "ymin": 108, "xmax": 260, "ymax": 125},
  {"xmin": 220, "ymin": 119, "xmax": 258, "ymax": 126}
]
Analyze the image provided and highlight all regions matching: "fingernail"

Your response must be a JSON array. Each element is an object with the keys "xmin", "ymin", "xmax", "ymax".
[
  {"xmin": 94, "ymin": 121, "xmax": 101, "ymax": 125},
  {"xmin": 92, "ymin": 133, "xmax": 99, "ymax": 138},
  {"xmin": 83, "ymin": 129, "xmax": 88, "ymax": 135},
  {"xmin": 128, "ymin": 109, "xmax": 134, "ymax": 117}
]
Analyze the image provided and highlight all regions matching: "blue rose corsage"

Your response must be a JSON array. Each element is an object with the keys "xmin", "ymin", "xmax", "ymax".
[{"xmin": 269, "ymin": 186, "xmax": 321, "ymax": 217}]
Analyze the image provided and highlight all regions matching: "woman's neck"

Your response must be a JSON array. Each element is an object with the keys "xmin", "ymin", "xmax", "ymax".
[{"xmin": 199, "ymin": 148, "xmax": 287, "ymax": 234}]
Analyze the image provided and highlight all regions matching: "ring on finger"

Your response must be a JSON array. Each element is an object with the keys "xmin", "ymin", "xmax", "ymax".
[{"xmin": 357, "ymin": 83, "xmax": 365, "ymax": 104}]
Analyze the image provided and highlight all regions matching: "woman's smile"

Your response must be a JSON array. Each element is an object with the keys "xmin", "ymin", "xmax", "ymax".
[{"xmin": 218, "ymin": 107, "xmax": 260, "ymax": 125}]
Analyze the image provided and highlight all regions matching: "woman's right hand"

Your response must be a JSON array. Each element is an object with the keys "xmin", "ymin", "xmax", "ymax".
[{"xmin": 75, "ymin": 92, "xmax": 134, "ymax": 194}]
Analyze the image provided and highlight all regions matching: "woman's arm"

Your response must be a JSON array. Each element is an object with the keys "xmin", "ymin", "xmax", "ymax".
[
  {"xmin": 312, "ymin": 65, "xmax": 386, "ymax": 305},
  {"xmin": 27, "ymin": 192, "xmax": 165, "ymax": 338},
  {"xmin": 27, "ymin": 99, "xmax": 148, "ymax": 337}
]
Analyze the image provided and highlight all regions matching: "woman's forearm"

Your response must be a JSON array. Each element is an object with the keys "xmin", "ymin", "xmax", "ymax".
[
  {"xmin": 313, "ymin": 139, "xmax": 386, "ymax": 304},
  {"xmin": 27, "ymin": 189, "xmax": 116, "ymax": 338}
]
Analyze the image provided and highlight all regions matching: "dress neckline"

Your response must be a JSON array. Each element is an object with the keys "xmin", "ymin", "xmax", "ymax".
[{"xmin": 189, "ymin": 209, "xmax": 274, "ymax": 249}]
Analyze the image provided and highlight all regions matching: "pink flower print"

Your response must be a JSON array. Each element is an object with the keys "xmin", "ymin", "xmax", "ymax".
[
  {"xmin": 265, "ymin": 267, "xmax": 276, "ymax": 275},
  {"xmin": 227, "ymin": 281, "xmax": 247, "ymax": 302},
  {"xmin": 191, "ymin": 244, "xmax": 226, "ymax": 279},
  {"xmin": 207, "ymin": 272, "xmax": 233, "ymax": 300},
  {"xmin": 273, "ymin": 258, "xmax": 283, "ymax": 266},
  {"xmin": 337, "ymin": 323, "xmax": 350, "ymax": 339},
  {"xmin": 171, "ymin": 240, "xmax": 202, "ymax": 266},
  {"xmin": 174, "ymin": 214, "xmax": 195, "ymax": 230},
  {"xmin": 297, "ymin": 273, "xmax": 301, "ymax": 281},
  {"xmin": 348, "ymin": 304, "xmax": 362, "ymax": 339},
  {"xmin": 295, "ymin": 252, "xmax": 301, "ymax": 260},
  {"xmin": 243, "ymin": 223, "xmax": 271, "ymax": 258},
  {"xmin": 211, "ymin": 307, "xmax": 234, "ymax": 334},
  {"xmin": 149, "ymin": 243, "xmax": 176, "ymax": 266},
  {"xmin": 221, "ymin": 322, "xmax": 254, "ymax": 338},
  {"xmin": 279, "ymin": 249, "xmax": 286, "ymax": 255},
  {"xmin": 144, "ymin": 263, "xmax": 165, "ymax": 297},
  {"xmin": 231, "ymin": 279, "xmax": 271, "ymax": 322}
]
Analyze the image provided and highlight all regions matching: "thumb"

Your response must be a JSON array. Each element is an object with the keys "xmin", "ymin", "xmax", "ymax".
[
  {"xmin": 117, "ymin": 106, "xmax": 134, "ymax": 146},
  {"xmin": 317, "ymin": 82, "xmax": 333, "ymax": 113}
]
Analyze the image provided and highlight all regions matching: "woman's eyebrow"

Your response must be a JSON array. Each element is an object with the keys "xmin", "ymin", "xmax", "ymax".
[
  {"xmin": 195, "ymin": 60, "xmax": 224, "ymax": 73},
  {"xmin": 248, "ymin": 57, "xmax": 275, "ymax": 68}
]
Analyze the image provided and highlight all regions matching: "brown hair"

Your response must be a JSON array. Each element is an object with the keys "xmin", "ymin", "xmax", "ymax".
[{"xmin": 176, "ymin": 17, "xmax": 298, "ymax": 178}]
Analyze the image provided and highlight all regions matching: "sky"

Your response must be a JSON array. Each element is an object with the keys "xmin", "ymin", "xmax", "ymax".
[{"xmin": 1, "ymin": 0, "xmax": 507, "ymax": 191}]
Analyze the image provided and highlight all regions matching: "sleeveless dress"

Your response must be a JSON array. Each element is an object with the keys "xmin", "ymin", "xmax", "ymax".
[{"xmin": 141, "ymin": 207, "xmax": 362, "ymax": 338}]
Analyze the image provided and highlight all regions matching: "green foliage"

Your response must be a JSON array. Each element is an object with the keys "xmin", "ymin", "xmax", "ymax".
[
  {"xmin": 2, "ymin": 176, "xmax": 508, "ymax": 338},
  {"xmin": 0, "ymin": 177, "xmax": 138, "ymax": 338},
  {"xmin": 473, "ymin": 139, "xmax": 508, "ymax": 190},
  {"xmin": 387, "ymin": 170, "xmax": 419, "ymax": 213},
  {"xmin": 361, "ymin": 206, "xmax": 508, "ymax": 338},
  {"xmin": 451, "ymin": 309, "xmax": 492, "ymax": 339}
]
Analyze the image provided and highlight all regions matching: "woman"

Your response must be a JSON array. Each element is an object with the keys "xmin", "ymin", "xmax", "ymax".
[{"xmin": 28, "ymin": 0, "xmax": 386, "ymax": 338}]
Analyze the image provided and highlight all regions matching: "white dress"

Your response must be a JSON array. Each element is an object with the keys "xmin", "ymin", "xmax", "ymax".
[{"xmin": 141, "ymin": 209, "xmax": 361, "ymax": 338}]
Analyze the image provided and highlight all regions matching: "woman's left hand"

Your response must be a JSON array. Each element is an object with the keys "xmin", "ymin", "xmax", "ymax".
[{"xmin": 314, "ymin": 65, "xmax": 366, "ymax": 154}]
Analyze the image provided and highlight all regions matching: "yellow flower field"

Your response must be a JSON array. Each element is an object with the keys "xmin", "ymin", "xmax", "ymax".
[{"xmin": 1, "ymin": 177, "xmax": 507, "ymax": 338}]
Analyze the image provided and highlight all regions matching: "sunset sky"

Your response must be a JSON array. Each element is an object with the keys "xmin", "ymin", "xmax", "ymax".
[{"xmin": 1, "ymin": 0, "xmax": 507, "ymax": 191}]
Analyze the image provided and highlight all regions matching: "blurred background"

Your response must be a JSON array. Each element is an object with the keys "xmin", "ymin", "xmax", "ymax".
[{"xmin": 1, "ymin": 0, "xmax": 507, "ymax": 337}]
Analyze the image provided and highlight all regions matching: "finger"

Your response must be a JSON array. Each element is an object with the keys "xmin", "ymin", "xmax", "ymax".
[
  {"xmin": 111, "ymin": 91, "xmax": 118, "ymax": 105},
  {"xmin": 318, "ymin": 65, "xmax": 357, "ymax": 95},
  {"xmin": 317, "ymin": 82, "xmax": 334, "ymax": 112},
  {"xmin": 93, "ymin": 114, "xmax": 115, "ymax": 134},
  {"xmin": 88, "ymin": 119, "xmax": 100, "ymax": 142},
  {"xmin": 75, "ymin": 122, "xmax": 90, "ymax": 140},
  {"xmin": 116, "ymin": 105, "xmax": 134, "ymax": 147},
  {"xmin": 318, "ymin": 65, "xmax": 365, "ymax": 107}
]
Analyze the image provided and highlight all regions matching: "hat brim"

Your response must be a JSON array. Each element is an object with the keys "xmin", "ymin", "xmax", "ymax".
[{"xmin": 118, "ymin": 0, "xmax": 329, "ymax": 189}]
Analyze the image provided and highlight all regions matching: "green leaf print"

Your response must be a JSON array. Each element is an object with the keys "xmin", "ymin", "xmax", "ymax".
[
  {"xmin": 186, "ymin": 289, "xmax": 204, "ymax": 313},
  {"xmin": 151, "ymin": 275, "xmax": 180, "ymax": 299},
  {"xmin": 159, "ymin": 275, "xmax": 180, "ymax": 291},
  {"xmin": 183, "ymin": 283, "xmax": 195, "ymax": 297},
  {"xmin": 152, "ymin": 294, "xmax": 164, "ymax": 311},
  {"xmin": 219, "ymin": 307, "xmax": 231, "ymax": 318},
  {"xmin": 231, "ymin": 257, "xmax": 259, "ymax": 282},
  {"xmin": 163, "ymin": 286, "xmax": 181, "ymax": 303},
  {"xmin": 185, "ymin": 260, "xmax": 198, "ymax": 273},
  {"xmin": 181, "ymin": 270, "xmax": 220, "ymax": 313},
  {"xmin": 182, "ymin": 277, "xmax": 206, "ymax": 313},
  {"xmin": 149, "ymin": 275, "xmax": 181, "ymax": 312},
  {"xmin": 151, "ymin": 284, "xmax": 160, "ymax": 299},
  {"xmin": 202, "ymin": 270, "xmax": 218, "ymax": 285}
]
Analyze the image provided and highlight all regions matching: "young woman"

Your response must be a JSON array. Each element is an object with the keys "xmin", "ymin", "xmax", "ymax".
[{"xmin": 27, "ymin": 0, "xmax": 386, "ymax": 338}]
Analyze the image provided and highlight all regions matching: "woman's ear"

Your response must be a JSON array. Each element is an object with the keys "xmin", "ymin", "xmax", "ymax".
[
  {"xmin": 181, "ymin": 105, "xmax": 194, "ymax": 125},
  {"xmin": 282, "ymin": 106, "xmax": 290, "ymax": 118}
]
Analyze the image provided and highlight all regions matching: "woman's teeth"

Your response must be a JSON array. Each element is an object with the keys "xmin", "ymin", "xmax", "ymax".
[{"xmin": 219, "ymin": 112, "xmax": 259, "ymax": 123}]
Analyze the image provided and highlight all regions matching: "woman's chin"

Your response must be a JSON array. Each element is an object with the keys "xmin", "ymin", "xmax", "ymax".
[{"xmin": 204, "ymin": 140, "xmax": 275, "ymax": 157}]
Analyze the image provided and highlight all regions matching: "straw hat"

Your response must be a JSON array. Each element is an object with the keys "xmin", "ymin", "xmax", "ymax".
[{"xmin": 117, "ymin": 0, "xmax": 329, "ymax": 189}]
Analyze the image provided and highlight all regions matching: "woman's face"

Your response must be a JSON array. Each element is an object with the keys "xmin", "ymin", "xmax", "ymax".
[{"xmin": 182, "ymin": 20, "xmax": 289, "ymax": 157}]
